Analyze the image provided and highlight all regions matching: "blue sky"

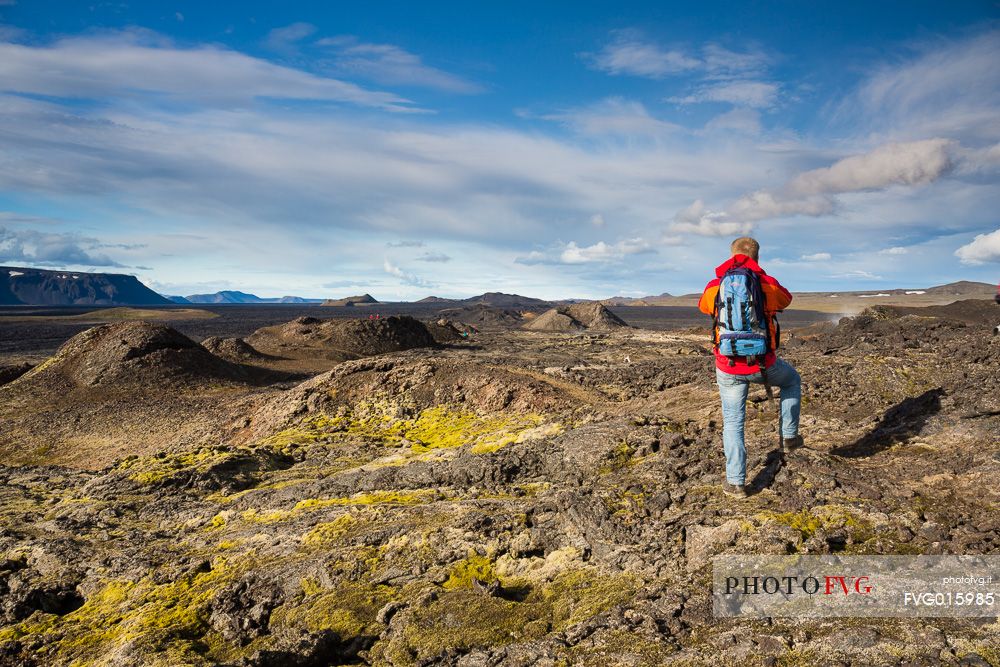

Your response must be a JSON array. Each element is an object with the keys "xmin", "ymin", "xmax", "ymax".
[{"xmin": 0, "ymin": 1, "xmax": 998, "ymax": 299}]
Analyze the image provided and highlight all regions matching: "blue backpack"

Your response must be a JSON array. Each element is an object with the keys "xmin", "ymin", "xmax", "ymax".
[{"xmin": 714, "ymin": 267, "xmax": 770, "ymax": 362}]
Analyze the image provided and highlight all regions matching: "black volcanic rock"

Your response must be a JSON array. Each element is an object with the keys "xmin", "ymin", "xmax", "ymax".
[{"xmin": 1, "ymin": 266, "xmax": 171, "ymax": 306}]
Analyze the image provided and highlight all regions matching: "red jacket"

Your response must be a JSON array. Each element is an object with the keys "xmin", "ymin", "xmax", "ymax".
[{"xmin": 698, "ymin": 255, "xmax": 792, "ymax": 375}]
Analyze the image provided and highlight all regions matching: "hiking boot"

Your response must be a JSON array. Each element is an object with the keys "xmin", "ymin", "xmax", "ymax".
[
  {"xmin": 783, "ymin": 435, "xmax": 804, "ymax": 451},
  {"xmin": 723, "ymin": 482, "xmax": 747, "ymax": 498}
]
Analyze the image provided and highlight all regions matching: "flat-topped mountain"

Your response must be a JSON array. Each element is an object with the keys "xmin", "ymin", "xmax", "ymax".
[
  {"xmin": 321, "ymin": 293, "xmax": 379, "ymax": 307},
  {"xmin": 0, "ymin": 266, "xmax": 171, "ymax": 306}
]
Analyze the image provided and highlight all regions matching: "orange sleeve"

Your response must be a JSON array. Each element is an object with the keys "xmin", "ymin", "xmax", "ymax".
[
  {"xmin": 761, "ymin": 280, "xmax": 792, "ymax": 313},
  {"xmin": 699, "ymin": 283, "xmax": 719, "ymax": 315}
]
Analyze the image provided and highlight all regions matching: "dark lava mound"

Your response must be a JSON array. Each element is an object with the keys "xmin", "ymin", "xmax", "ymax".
[
  {"xmin": 202, "ymin": 336, "xmax": 272, "ymax": 363},
  {"xmin": 436, "ymin": 304, "xmax": 523, "ymax": 329},
  {"xmin": 16, "ymin": 321, "xmax": 248, "ymax": 387},
  {"xmin": 246, "ymin": 315, "xmax": 436, "ymax": 362},
  {"xmin": 524, "ymin": 303, "xmax": 630, "ymax": 332}
]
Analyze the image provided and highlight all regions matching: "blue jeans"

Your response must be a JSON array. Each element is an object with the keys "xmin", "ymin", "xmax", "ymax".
[{"xmin": 716, "ymin": 357, "xmax": 801, "ymax": 485}]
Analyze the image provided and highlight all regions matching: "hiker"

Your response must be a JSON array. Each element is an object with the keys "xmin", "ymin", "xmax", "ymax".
[{"xmin": 699, "ymin": 237, "xmax": 803, "ymax": 498}]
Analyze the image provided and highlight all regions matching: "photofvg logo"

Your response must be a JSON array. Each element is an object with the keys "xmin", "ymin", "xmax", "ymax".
[
  {"xmin": 723, "ymin": 573, "xmax": 873, "ymax": 597},
  {"xmin": 713, "ymin": 555, "xmax": 999, "ymax": 618}
]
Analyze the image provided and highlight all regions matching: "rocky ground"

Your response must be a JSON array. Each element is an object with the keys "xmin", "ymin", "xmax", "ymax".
[{"xmin": 0, "ymin": 302, "xmax": 998, "ymax": 666}]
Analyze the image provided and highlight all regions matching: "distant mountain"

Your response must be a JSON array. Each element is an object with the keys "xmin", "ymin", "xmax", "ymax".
[
  {"xmin": 416, "ymin": 296, "xmax": 456, "ymax": 304},
  {"xmin": 276, "ymin": 295, "xmax": 324, "ymax": 303},
  {"xmin": 461, "ymin": 292, "xmax": 550, "ymax": 308},
  {"xmin": 607, "ymin": 281, "xmax": 998, "ymax": 310},
  {"xmin": 184, "ymin": 290, "xmax": 324, "ymax": 304},
  {"xmin": 321, "ymin": 294, "xmax": 379, "ymax": 307},
  {"xmin": 166, "ymin": 295, "xmax": 192, "ymax": 304},
  {"xmin": 922, "ymin": 281, "xmax": 995, "ymax": 296},
  {"xmin": 186, "ymin": 290, "xmax": 265, "ymax": 304},
  {"xmin": 1, "ymin": 266, "xmax": 172, "ymax": 306},
  {"xmin": 600, "ymin": 292, "xmax": 673, "ymax": 306}
]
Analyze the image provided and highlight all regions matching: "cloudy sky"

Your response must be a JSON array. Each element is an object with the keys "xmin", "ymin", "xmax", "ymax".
[{"xmin": 0, "ymin": 1, "xmax": 998, "ymax": 299}]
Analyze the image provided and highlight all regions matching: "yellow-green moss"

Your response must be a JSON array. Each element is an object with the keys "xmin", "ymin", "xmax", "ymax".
[
  {"xmin": 379, "ymin": 568, "xmax": 637, "ymax": 663},
  {"xmin": 301, "ymin": 514, "xmax": 356, "ymax": 546},
  {"xmin": 442, "ymin": 553, "xmax": 496, "ymax": 590},
  {"xmin": 270, "ymin": 579, "xmax": 394, "ymax": 640},
  {"xmin": 756, "ymin": 505, "xmax": 873, "ymax": 544},
  {"xmin": 122, "ymin": 447, "xmax": 234, "ymax": 485},
  {"xmin": 261, "ymin": 402, "xmax": 550, "ymax": 456},
  {"xmin": 294, "ymin": 490, "xmax": 435, "ymax": 511},
  {"xmin": 598, "ymin": 441, "xmax": 633, "ymax": 474},
  {"xmin": 240, "ymin": 508, "xmax": 293, "ymax": 524},
  {"xmin": 0, "ymin": 559, "xmax": 237, "ymax": 665}
]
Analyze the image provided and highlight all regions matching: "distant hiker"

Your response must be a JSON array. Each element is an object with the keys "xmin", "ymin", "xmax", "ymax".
[{"xmin": 699, "ymin": 236, "xmax": 803, "ymax": 498}]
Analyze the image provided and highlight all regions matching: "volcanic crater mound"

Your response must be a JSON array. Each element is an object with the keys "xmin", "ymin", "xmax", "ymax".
[
  {"xmin": 436, "ymin": 304, "xmax": 524, "ymax": 329},
  {"xmin": 13, "ymin": 321, "xmax": 248, "ymax": 388},
  {"xmin": 524, "ymin": 302, "xmax": 630, "ymax": 332},
  {"xmin": 201, "ymin": 336, "xmax": 273, "ymax": 363},
  {"xmin": 246, "ymin": 315, "xmax": 437, "ymax": 362}
]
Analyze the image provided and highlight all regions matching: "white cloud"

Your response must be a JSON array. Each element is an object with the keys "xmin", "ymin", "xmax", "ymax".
[
  {"xmin": 669, "ymin": 200, "xmax": 754, "ymax": 237},
  {"xmin": 560, "ymin": 238, "xmax": 652, "ymax": 264},
  {"xmin": 586, "ymin": 32, "xmax": 699, "ymax": 78},
  {"xmin": 586, "ymin": 33, "xmax": 771, "ymax": 81},
  {"xmin": 416, "ymin": 251, "xmax": 451, "ymax": 263},
  {"xmin": 263, "ymin": 22, "xmax": 317, "ymax": 53},
  {"xmin": 787, "ymin": 138, "xmax": 954, "ymax": 196},
  {"xmin": 0, "ymin": 226, "xmax": 127, "ymax": 267},
  {"xmin": 878, "ymin": 246, "xmax": 908, "ymax": 255},
  {"xmin": 829, "ymin": 270, "xmax": 883, "ymax": 280},
  {"xmin": 671, "ymin": 81, "xmax": 779, "ymax": 109},
  {"xmin": 847, "ymin": 29, "xmax": 1000, "ymax": 143},
  {"xmin": 683, "ymin": 138, "xmax": 961, "ymax": 226},
  {"xmin": 383, "ymin": 257, "xmax": 433, "ymax": 287},
  {"xmin": 0, "ymin": 30, "xmax": 416, "ymax": 111},
  {"xmin": 318, "ymin": 36, "xmax": 481, "ymax": 93},
  {"xmin": 704, "ymin": 108, "xmax": 762, "ymax": 135},
  {"xmin": 955, "ymin": 228, "xmax": 1000, "ymax": 264},
  {"xmin": 702, "ymin": 44, "xmax": 771, "ymax": 78},
  {"xmin": 541, "ymin": 98, "xmax": 680, "ymax": 137},
  {"xmin": 801, "ymin": 252, "xmax": 831, "ymax": 261},
  {"xmin": 516, "ymin": 238, "xmax": 654, "ymax": 265}
]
